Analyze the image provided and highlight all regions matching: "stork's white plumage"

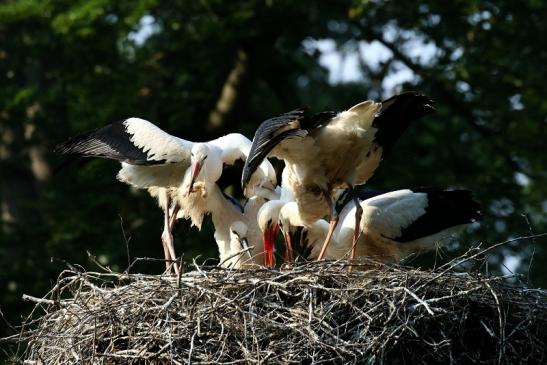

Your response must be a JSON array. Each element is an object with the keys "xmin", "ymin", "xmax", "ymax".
[
  {"xmin": 279, "ymin": 189, "xmax": 481, "ymax": 266},
  {"xmin": 55, "ymin": 117, "xmax": 276, "ymax": 274},
  {"xmin": 242, "ymin": 93, "xmax": 436, "ymax": 263},
  {"xmin": 224, "ymin": 221, "xmax": 252, "ymax": 269},
  {"xmin": 181, "ymin": 181, "xmax": 264, "ymax": 268}
]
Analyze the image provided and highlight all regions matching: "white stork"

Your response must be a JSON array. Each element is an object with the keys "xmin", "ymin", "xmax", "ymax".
[
  {"xmin": 278, "ymin": 188, "xmax": 482, "ymax": 266},
  {"xmin": 177, "ymin": 178, "xmax": 265, "ymax": 268},
  {"xmin": 242, "ymin": 92, "xmax": 436, "ymax": 263},
  {"xmin": 55, "ymin": 117, "xmax": 276, "ymax": 274}
]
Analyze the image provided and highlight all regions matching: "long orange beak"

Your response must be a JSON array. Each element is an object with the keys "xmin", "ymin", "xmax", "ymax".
[
  {"xmin": 188, "ymin": 160, "xmax": 202, "ymax": 193},
  {"xmin": 263, "ymin": 224, "xmax": 279, "ymax": 268}
]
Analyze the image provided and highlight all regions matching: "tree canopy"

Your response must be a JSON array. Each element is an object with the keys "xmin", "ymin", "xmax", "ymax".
[{"xmin": 1, "ymin": 0, "xmax": 546, "ymax": 345}]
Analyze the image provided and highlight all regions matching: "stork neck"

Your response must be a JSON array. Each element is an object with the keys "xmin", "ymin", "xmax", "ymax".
[{"xmin": 208, "ymin": 185, "xmax": 242, "ymax": 230}]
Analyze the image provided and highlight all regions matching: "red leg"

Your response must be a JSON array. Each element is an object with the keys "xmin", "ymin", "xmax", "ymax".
[{"xmin": 317, "ymin": 189, "xmax": 338, "ymax": 261}]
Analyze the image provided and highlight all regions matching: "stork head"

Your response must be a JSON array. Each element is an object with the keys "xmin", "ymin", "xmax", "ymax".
[
  {"xmin": 257, "ymin": 201, "xmax": 283, "ymax": 268},
  {"xmin": 188, "ymin": 144, "xmax": 209, "ymax": 192},
  {"xmin": 184, "ymin": 144, "xmax": 222, "ymax": 195},
  {"xmin": 229, "ymin": 221, "xmax": 251, "ymax": 260}
]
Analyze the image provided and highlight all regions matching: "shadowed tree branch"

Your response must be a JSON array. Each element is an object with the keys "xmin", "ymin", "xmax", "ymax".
[
  {"xmin": 357, "ymin": 25, "xmax": 541, "ymax": 181},
  {"xmin": 207, "ymin": 49, "xmax": 249, "ymax": 131}
]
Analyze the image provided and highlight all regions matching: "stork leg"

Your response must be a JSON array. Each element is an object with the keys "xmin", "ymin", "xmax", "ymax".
[
  {"xmin": 160, "ymin": 219, "xmax": 171, "ymax": 272},
  {"xmin": 347, "ymin": 184, "xmax": 363, "ymax": 272},
  {"xmin": 168, "ymin": 204, "xmax": 180, "ymax": 232},
  {"xmin": 167, "ymin": 203, "xmax": 181, "ymax": 275},
  {"xmin": 161, "ymin": 207, "xmax": 174, "ymax": 274},
  {"xmin": 160, "ymin": 191, "xmax": 180, "ymax": 276},
  {"xmin": 317, "ymin": 190, "xmax": 338, "ymax": 261},
  {"xmin": 348, "ymin": 184, "xmax": 363, "ymax": 258}
]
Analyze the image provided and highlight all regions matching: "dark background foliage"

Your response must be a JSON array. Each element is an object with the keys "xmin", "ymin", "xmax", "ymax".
[{"xmin": 1, "ymin": 0, "xmax": 546, "ymax": 350}]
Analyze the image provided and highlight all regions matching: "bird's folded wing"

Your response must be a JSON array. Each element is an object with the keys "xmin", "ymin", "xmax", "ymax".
[
  {"xmin": 391, "ymin": 189, "xmax": 482, "ymax": 242},
  {"xmin": 361, "ymin": 189, "xmax": 481, "ymax": 243},
  {"xmin": 55, "ymin": 117, "xmax": 193, "ymax": 165},
  {"xmin": 360, "ymin": 190, "xmax": 429, "ymax": 240}
]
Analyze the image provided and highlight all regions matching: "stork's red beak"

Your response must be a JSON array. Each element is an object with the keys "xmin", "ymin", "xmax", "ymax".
[
  {"xmin": 188, "ymin": 160, "xmax": 202, "ymax": 193},
  {"xmin": 263, "ymin": 223, "xmax": 279, "ymax": 268}
]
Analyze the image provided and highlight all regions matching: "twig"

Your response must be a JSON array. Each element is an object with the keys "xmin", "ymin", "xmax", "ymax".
[{"xmin": 119, "ymin": 214, "xmax": 132, "ymax": 272}]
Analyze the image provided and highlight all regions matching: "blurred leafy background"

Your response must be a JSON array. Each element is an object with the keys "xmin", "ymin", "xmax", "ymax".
[{"xmin": 1, "ymin": 0, "xmax": 546, "ymax": 352}]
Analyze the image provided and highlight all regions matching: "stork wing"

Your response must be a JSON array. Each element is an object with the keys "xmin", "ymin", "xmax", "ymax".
[
  {"xmin": 372, "ymin": 92, "xmax": 436, "ymax": 155},
  {"xmin": 334, "ymin": 187, "xmax": 387, "ymax": 215},
  {"xmin": 360, "ymin": 189, "xmax": 481, "ymax": 242},
  {"xmin": 241, "ymin": 108, "xmax": 336, "ymax": 190},
  {"xmin": 55, "ymin": 117, "xmax": 193, "ymax": 165},
  {"xmin": 392, "ymin": 189, "xmax": 482, "ymax": 242},
  {"xmin": 359, "ymin": 189, "xmax": 430, "ymax": 240}
]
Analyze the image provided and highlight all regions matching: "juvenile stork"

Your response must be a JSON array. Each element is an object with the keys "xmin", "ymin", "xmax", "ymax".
[
  {"xmin": 278, "ymin": 189, "xmax": 482, "ymax": 266},
  {"xmin": 55, "ymin": 117, "xmax": 276, "ymax": 274},
  {"xmin": 242, "ymin": 92, "xmax": 436, "ymax": 262},
  {"xmin": 182, "ymin": 181, "xmax": 264, "ymax": 268}
]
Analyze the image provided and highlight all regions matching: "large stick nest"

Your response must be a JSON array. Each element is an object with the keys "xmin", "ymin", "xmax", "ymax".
[{"xmin": 13, "ymin": 256, "xmax": 547, "ymax": 364}]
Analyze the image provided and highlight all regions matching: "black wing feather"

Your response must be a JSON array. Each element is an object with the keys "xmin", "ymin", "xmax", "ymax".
[
  {"xmin": 293, "ymin": 227, "xmax": 314, "ymax": 262},
  {"xmin": 372, "ymin": 92, "xmax": 436, "ymax": 155},
  {"xmin": 54, "ymin": 120, "xmax": 166, "ymax": 165},
  {"xmin": 394, "ymin": 189, "xmax": 482, "ymax": 242},
  {"xmin": 241, "ymin": 109, "xmax": 306, "ymax": 189},
  {"xmin": 241, "ymin": 108, "xmax": 337, "ymax": 189}
]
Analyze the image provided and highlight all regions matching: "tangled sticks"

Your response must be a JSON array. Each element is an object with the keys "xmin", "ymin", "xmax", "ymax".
[{"xmin": 14, "ymin": 256, "xmax": 547, "ymax": 364}]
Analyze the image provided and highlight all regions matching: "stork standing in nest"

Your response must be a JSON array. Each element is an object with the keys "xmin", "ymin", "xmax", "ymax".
[
  {"xmin": 242, "ymin": 92, "xmax": 436, "ymax": 263},
  {"xmin": 56, "ymin": 117, "xmax": 276, "ymax": 274}
]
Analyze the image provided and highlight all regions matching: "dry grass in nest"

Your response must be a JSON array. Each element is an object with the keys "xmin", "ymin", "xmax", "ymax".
[{"xmin": 6, "ymin": 241, "xmax": 547, "ymax": 364}]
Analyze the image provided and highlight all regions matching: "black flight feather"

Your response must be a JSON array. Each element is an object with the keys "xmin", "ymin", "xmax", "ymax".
[
  {"xmin": 372, "ymin": 92, "xmax": 436, "ymax": 155},
  {"xmin": 54, "ymin": 120, "xmax": 166, "ymax": 165},
  {"xmin": 241, "ymin": 108, "xmax": 305, "ymax": 189},
  {"xmin": 241, "ymin": 108, "xmax": 336, "ymax": 190}
]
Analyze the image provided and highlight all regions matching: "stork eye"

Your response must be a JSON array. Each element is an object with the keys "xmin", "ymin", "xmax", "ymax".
[{"xmin": 202, "ymin": 155, "xmax": 208, "ymax": 161}]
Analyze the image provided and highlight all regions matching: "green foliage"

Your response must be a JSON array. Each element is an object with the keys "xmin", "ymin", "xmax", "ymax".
[{"xmin": 1, "ymin": 0, "xmax": 546, "ymax": 353}]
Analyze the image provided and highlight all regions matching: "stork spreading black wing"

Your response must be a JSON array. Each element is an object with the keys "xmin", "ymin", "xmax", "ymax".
[
  {"xmin": 55, "ymin": 119, "xmax": 165, "ymax": 165},
  {"xmin": 241, "ymin": 109, "xmax": 306, "ymax": 190},
  {"xmin": 394, "ymin": 189, "xmax": 482, "ymax": 242},
  {"xmin": 55, "ymin": 118, "xmax": 192, "ymax": 166},
  {"xmin": 241, "ymin": 108, "xmax": 336, "ymax": 190},
  {"xmin": 373, "ymin": 92, "xmax": 436, "ymax": 155}
]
